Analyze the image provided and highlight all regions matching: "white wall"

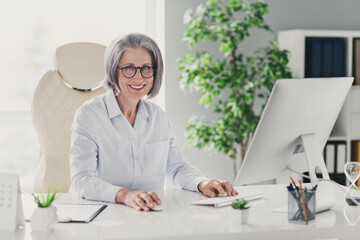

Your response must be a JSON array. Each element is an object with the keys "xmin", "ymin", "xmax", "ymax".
[{"xmin": 164, "ymin": 0, "xmax": 360, "ymax": 183}]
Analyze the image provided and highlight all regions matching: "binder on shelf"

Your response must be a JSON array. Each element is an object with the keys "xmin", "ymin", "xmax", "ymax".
[
  {"xmin": 305, "ymin": 37, "xmax": 322, "ymax": 77},
  {"xmin": 323, "ymin": 140, "xmax": 347, "ymax": 185},
  {"xmin": 305, "ymin": 37, "xmax": 346, "ymax": 78},
  {"xmin": 336, "ymin": 143, "xmax": 346, "ymax": 174},
  {"xmin": 352, "ymin": 38, "xmax": 360, "ymax": 85},
  {"xmin": 325, "ymin": 144, "xmax": 335, "ymax": 173},
  {"xmin": 332, "ymin": 38, "xmax": 346, "ymax": 77},
  {"xmin": 350, "ymin": 140, "xmax": 360, "ymax": 186},
  {"xmin": 322, "ymin": 39, "xmax": 333, "ymax": 77}
]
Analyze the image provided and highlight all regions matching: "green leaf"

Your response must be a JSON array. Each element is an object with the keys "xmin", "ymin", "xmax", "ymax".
[
  {"xmin": 232, "ymin": 198, "xmax": 250, "ymax": 209},
  {"xmin": 32, "ymin": 186, "xmax": 61, "ymax": 208}
]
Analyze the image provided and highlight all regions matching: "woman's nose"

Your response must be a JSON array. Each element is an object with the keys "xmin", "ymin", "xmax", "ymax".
[{"xmin": 133, "ymin": 69, "xmax": 143, "ymax": 79}]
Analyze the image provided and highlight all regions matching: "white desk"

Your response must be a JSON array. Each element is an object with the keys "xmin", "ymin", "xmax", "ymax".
[{"xmin": 4, "ymin": 184, "xmax": 360, "ymax": 240}]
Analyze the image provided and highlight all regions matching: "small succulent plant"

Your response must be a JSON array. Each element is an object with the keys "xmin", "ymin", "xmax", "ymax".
[
  {"xmin": 32, "ymin": 186, "xmax": 60, "ymax": 208},
  {"xmin": 232, "ymin": 199, "xmax": 250, "ymax": 210}
]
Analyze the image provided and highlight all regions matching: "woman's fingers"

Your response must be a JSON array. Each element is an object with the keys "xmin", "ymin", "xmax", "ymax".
[
  {"xmin": 211, "ymin": 180, "xmax": 226, "ymax": 195},
  {"xmin": 231, "ymin": 187, "xmax": 239, "ymax": 196},
  {"xmin": 135, "ymin": 196, "xmax": 150, "ymax": 211},
  {"xmin": 132, "ymin": 201, "xmax": 142, "ymax": 211},
  {"xmin": 140, "ymin": 192, "xmax": 155, "ymax": 208},
  {"xmin": 133, "ymin": 191, "xmax": 163, "ymax": 211},
  {"xmin": 148, "ymin": 191, "xmax": 162, "ymax": 205},
  {"xmin": 221, "ymin": 181, "xmax": 233, "ymax": 196},
  {"xmin": 198, "ymin": 179, "xmax": 239, "ymax": 198},
  {"xmin": 203, "ymin": 188, "xmax": 217, "ymax": 198},
  {"xmin": 119, "ymin": 189, "xmax": 163, "ymax": 211}
]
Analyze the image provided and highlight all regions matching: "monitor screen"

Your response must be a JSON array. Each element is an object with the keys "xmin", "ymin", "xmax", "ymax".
[{"xmin": 234, "ymin": 77, "xmax": 353, "ymax": 186}]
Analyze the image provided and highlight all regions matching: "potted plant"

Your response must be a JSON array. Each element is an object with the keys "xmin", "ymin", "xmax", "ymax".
[
  {"xmin": 31, "ymin": 186, "xmax": 60, "ymax": 231},
  {"xmin": 177, "ymin": 0, "xmax": 292, "ymax": 175},
  {"xmin": 232, "ymin": 198, "xmax": 250, "ymax": 224}
]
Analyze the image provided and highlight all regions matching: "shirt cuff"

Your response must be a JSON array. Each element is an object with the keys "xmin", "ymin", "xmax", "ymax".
[
  {"xmin": 103, "ymin": 184, "xmax": 123, "ymax": 203},
  {"xmin": 186, "ymin": 176, "xmax": 209, "ymax": 193}
]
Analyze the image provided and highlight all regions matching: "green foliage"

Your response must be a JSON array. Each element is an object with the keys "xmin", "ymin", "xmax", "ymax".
[
  {"xmin": 232, "ymin": 198, "xmax": 250, "ymax": 210},
  {"xmin": 32, "ymin": 186, "xmax": 60, "ymax": 208},
  {"xmin": 177, "ymin": 0, "xmax": 292, "ymax": 174}
]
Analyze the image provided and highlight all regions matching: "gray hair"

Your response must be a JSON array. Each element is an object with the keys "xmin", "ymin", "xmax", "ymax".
[{"xmin": 104, "ymin": 33, "xmax": 163, "ymax": 99}]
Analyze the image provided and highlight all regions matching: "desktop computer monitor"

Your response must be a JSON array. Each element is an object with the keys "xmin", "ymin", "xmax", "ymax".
[{"xmin": 235, "ymin": 77, "xmax": 353, "ymax": 187}]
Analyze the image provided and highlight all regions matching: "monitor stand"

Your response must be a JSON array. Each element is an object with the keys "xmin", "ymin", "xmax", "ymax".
[
  {"xmin": 299, "ymin": 133, "xmax": 336, "ymax": 212},
  {"xmin": 301, "ymin": 133, "xmax": 330, "ymax": 185}
]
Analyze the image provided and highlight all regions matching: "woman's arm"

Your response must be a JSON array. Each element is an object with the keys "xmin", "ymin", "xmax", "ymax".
[
  {"xmin": 165, "ymin": 121, "xmax": 238, "ymax": 197},
  {"xmin": 70, "ymin": 107, "xmax": 121, "ymax": 203},
  {"xmin": 165, "ymin": 135, "xmax": 209, "ymax": 191}
]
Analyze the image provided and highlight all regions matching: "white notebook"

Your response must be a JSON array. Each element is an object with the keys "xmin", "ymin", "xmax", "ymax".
[
  {"xmin": 54, "ymin": 204, "xmax": 107, "ymax": 223},
  {"xmin": 192, "ymin": 192, "xmax": 264, "ymax": 208}
]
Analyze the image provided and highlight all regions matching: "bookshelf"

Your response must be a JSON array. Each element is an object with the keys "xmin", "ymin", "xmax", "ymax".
[{"xmin": 278, "ymin": 29, "xmax": 360, "ymax": 185}]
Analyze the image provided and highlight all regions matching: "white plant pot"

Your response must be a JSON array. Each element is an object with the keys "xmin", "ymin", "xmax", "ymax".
[
  {"xmin": 30, "ymin": 205, "xmax": 58, "ymax": 232},
  {"xmin": 239, "ymin": 209, "xmax": 249, "ymax": 224}
]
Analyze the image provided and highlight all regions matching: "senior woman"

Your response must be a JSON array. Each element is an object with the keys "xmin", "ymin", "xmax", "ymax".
[{"xmin": 70, "ymin": 33, "xmax": 238, "ymax": 211}]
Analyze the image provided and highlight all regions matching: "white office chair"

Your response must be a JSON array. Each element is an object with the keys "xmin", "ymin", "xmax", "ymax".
[{"xmin": 32, "ymin": 42, "xmax": 106, "ymax": 192}]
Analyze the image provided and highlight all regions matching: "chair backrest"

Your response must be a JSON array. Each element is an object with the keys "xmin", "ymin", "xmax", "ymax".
[{"xmin": 32, "ymin": 42, "xmax": 106, "ymax": 192}]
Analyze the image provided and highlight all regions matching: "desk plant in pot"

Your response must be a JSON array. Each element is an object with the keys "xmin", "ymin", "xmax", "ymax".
[
  {"xmin": 177, "ymin": 0, "xmax": 292, "ymax": 176},
  {"xmin": 31, "ymin": 187, "xmax": 60, "ymax": 231},
  {"xmin": 232, "ymin": 198, "xmax": 250, "ymax": 224}
]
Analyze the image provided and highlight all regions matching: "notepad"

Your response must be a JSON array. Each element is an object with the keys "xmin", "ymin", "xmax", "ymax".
[
  {"xmin": 192, "ymin": 192, "xmax": 264, "ymax": 208},
  {"xmin": 54, "ymin": 204, "xmax": 107, "ymax": 223}
]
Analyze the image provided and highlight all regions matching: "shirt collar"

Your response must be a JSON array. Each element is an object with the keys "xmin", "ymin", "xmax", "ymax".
[
  {"xmin": 105, "ymin": 90, "xmax": 149, "ymax": 121},
  {"xmin": 137, "ymin": 98, "xmax": 150, "ymax": 121},
  {"xmin": 105, "ymin": 90, "xmax": 121, "ymax": 119}
]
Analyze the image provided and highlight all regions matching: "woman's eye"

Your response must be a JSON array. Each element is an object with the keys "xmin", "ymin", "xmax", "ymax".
[
  {"xmin": 142, "ymin": 66, "xmax": 151, "ymax": 70},
  {"xmin": 125, "ymin": 66, "xmax": 134, "ymax": 70}
]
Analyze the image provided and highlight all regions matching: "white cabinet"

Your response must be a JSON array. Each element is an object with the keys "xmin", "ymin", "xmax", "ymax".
[
  {"xmin": 350, "ymin": 87, "xmax": 360, "ymax": 139},
  {"xmin": 278, "ymin": 29, "xmax": 360, "ymax": 169}
]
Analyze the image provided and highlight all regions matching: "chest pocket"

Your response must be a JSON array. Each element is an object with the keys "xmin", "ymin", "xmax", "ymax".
[{"xmin": 143, "ymin": 140, "xmax": 170, "ymax": 175}]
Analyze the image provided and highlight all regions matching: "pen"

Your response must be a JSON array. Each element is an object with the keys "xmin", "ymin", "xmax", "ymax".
[
  {"xmin": 299, "ymin": 180, "xmax": 308, "ymax": 222},
  {"xmin": 311, "ymin": 185, "xmax": 318, "ymax": 191}
]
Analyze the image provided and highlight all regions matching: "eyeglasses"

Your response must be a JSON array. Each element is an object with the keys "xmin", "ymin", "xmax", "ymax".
[{"xmin": 117, "ymin": 66, "xmax": 155, "ymax": 79}]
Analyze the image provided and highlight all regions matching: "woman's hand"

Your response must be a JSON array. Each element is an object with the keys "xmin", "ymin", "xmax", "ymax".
[
  {"xmin": 115, "ymin": 189, "xmax": 162, "ymax": 211},
  {"xmin": 198, "ymin": 179, "xmax": 239, "ymax": 198}
]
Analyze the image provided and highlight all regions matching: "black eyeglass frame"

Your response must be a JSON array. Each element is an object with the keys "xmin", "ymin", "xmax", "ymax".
[{"xmin": 117, "ymin": 66, "xmax": 155, "ymax": 79}]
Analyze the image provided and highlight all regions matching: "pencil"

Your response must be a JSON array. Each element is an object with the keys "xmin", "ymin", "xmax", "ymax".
[
  {"xmin": 299, "ymin": 180, "xmax": 308, "ymax": 222},
  {"xmin": 290, "ymin": 177, "xmax": 297, "ymax": 190}
]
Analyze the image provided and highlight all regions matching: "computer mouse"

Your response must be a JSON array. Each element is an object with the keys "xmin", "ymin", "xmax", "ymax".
[{"xmin": 150, "ymin": 204, "xmax": 165, "ymax": 211}]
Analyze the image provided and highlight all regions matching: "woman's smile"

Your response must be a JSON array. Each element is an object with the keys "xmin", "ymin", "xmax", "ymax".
[{"xmin": 129, "ymin": 84, "xmax": 146, "ymax": 90}]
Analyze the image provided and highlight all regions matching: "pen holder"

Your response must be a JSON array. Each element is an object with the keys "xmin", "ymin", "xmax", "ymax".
[{"xmin": 288, "ymin": 189, "xmax": 316, "ymax": 224}]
